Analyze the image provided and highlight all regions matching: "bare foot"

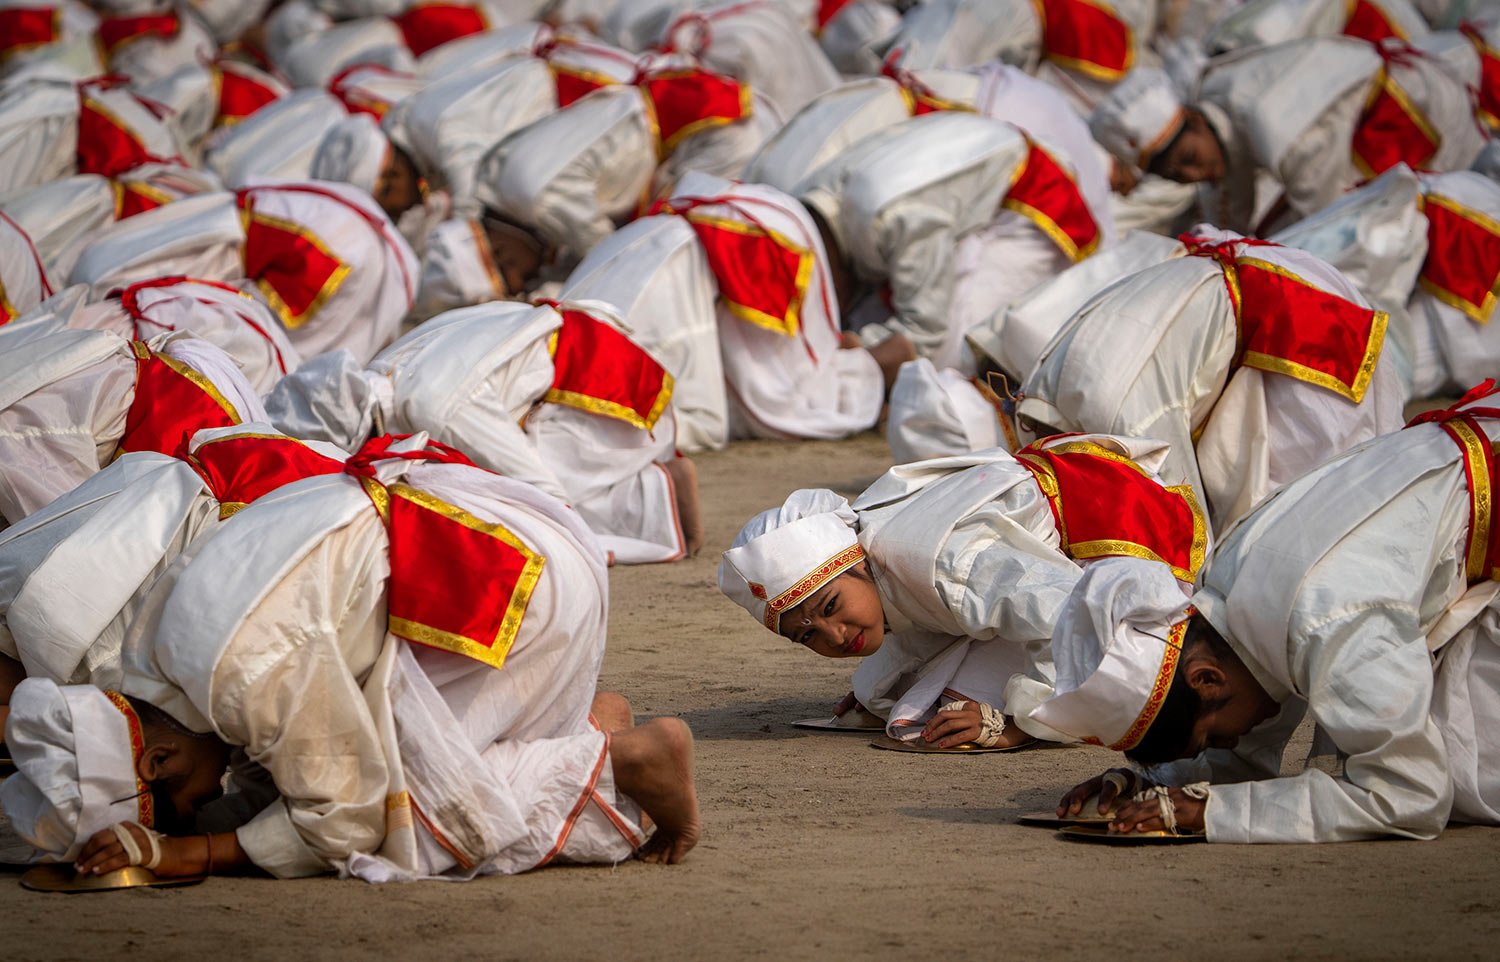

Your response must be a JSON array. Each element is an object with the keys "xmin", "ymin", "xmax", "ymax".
[
  {"xmin": 591, "ymin": 691, "xmax": 634, "ymax": 733},
  {"xmin": 662, "ymin": 457, "xmax": 704, "ymax": 558},
  {"xmin": 867, "ymin": 334, "xmax": 917, "ymax": 392},
  {"xmin": 610, "ymin": 718, "xmax": 700, "ymax": 865}
]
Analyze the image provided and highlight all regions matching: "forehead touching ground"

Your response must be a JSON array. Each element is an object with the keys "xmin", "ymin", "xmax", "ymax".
[{"xmin": 6, "ymin": 433, "xmax": 1499, "ymax": 961}]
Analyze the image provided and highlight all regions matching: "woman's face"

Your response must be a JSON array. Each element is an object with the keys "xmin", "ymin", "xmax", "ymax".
[{"xmin": 776, "ymin": 565, "xmax": 886, "ymax": 659}]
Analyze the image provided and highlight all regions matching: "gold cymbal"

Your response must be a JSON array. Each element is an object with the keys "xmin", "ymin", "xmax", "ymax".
[{"xmin": 20, "ymin": 863, "xmax": 207, "ymax": 893}]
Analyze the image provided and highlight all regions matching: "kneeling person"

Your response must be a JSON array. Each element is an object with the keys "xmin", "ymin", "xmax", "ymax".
[
  {"xmin": 1037, "ymin": 385, "xmax": 1500, "ymax": 840},
  {"xmin": 1, "ymin": 436, "xmax": 699, "ymax": 877}
]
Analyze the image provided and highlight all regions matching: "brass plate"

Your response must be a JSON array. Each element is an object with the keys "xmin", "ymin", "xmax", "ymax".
[
  {"xmin": 791, "ymin": 716, "xmax": 884, "ymax": 733},
  {"xmin": 1018, "ymin": 811, "xmax": 1115, "ymax": 828},
  {"xmin": 1056, "ymin": 825, "xmax": 1205, "ymax": 845},
  {"xmin": 869, "ymin": 734, "xmax": 1037, "ymax": 754},
  {"xmin": 20, "ymin": 863, "xmax": 207, "ymax": 893}
]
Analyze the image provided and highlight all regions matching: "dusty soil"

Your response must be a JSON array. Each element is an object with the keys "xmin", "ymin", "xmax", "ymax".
[{"xmin": 6, "ymin": 432, "xmax": 1499, "ymax": 962}]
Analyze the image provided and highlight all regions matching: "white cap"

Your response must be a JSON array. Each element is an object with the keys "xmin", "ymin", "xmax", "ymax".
[
  {"xmin": 1, "ymin": 680, "xmax": 150, "ymax": 861},
  {"xmin": 1089, "ymin": 67, "xmax": 1185, "ymax": 170},
  {"xmin": 311, "ymin": 113, "xmax": 391, "ymax": 196},
  {"xmin": 718, "ymin": 489, "xmax": 863, "ymax": 632},
  {"xmin": 1028, "ymin": 557, "xmax": 1193, "ymax": 751},
  {"xmin": 413, "ymin": 218, "xmax": 504, "ymax": 320}
]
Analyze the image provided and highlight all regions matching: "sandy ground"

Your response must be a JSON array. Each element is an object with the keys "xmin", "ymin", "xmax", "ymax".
[{"xmin": 6, "ymin": 431, "xmax": 1500, "ymax": 962}]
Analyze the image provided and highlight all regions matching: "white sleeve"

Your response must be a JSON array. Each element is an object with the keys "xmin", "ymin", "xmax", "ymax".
[{"xmin": 1203, "ymin": 607, "xmax": 1453, "ymax": 842}]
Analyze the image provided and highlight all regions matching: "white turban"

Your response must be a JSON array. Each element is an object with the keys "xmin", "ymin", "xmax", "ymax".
[
  {"xmin": 263, "ymin": 349, "xmax": 385, "ymax": 452},
  {"xmin": 1, "ymin": 680, "xmax": 148, "ymax": 861},
  {"xmin": 719, "ymin": 489, "xmax": 863, "ymax": 632},
  {"xmin": 1089, "ymin": 67, "xmax": 1185, "ymax": 171},
  {"xmin": 311, "ymin": 113, "xmax": 391, "ymax": 196},
  {"xmin": 1028, "ymin": 557, "xmax": 1194, "ymax": 751},
  {"xmin": 413, "ymin": 218, "xmax": 504, "ymax": 321}
]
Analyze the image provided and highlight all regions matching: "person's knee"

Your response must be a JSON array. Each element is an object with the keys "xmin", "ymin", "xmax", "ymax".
[{"xmin": 591, "ymin": 691, "xmax": 634, "ymax": 731}]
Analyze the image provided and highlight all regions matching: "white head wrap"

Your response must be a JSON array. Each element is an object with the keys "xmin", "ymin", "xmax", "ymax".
[
  {"xmin": 310, "ymin": 113, "xmax": 391, "ymax": 196},
  {"xmin": 1028, "ymin": 557, "xmax": 1194, "ymax": 751},
  {"xmin": 1089, "ymin": 67, "xmax": 1185, "ymax": 171},
  {"xmin": 413, "ymin": 218, "xmax": 504, "ymax": 320},
  {"xmin": 1, "ymin": 680, "xmax": 148, "ymax": 861},
  {"xmin": 718, "ymin": 489, "xmax": 863, "ymax": 632}
]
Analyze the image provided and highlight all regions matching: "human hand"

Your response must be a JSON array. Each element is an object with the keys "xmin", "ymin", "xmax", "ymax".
[
  {"xmin": 1056, "ymin": 767, "xmax": 1138, "ymax": 817},
  {"xmin": 922, "ymin": 700, "xmax": 983, "ymax": 748},
  {"xmin": 75, "ymin": 824, "xmax": 210, "ymax": 878},
  {"xmin": 1108, "ymin": 788, "xmax": 1206, "ymax": 835},
  {"xmin": 831, "ymin": 691, "xmax": 860, "ymax": 717}
]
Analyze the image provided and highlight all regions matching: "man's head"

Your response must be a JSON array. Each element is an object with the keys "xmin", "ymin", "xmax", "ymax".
[
  {"xmin": 312, "ymin": 114, "xmax": 422, "ymax": 220},
  {"xmin": 1146, "ymin": 108, "xmax": 1226, "ymax": 185},
  {"xmin": 775, "ymin": 561, "xmax": 886, "ymax": 658},
  {"xmin": 1090, "ymin": 67, "xmax": 1224, "ymax": 189},
  {"xmin": 719, "ymin": 489, "xmax": 880, "ymax": 647},
  {"xmin": 128, "ymin": 696, "xmax": 233, "ymax": 833},
  {"xmin": 1030, "ymin": 557, "xmax": 1279, "ymax": 760},
  {"xmin": 372, "ymin": 144, "xmax": 423, "ymax": 220},
  {"xmin": 1122, "ymin": 614, "xmax": 1278, "ymax": 765},
  {"xmin": 1, "ymin": 681, "xmax": 230, "ymax": 860},
  {"xmin": 480, "ymin": 208, "xmax": 552, "ymax": 297}
]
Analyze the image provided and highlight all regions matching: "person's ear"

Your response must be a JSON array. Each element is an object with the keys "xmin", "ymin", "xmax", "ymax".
[
  {"xmin": 1184, "ymin": 657, "xmax": 1229, "ymax": 699},
  {"xmin": 138, "ymin": 741, "xmax": 183, "ymax": 782}
]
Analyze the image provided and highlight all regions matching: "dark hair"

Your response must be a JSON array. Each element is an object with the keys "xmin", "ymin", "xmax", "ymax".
[
  {"xmin": 124, "ymin": 694, "xmax": 210, "ymax": 742},
  {"xmin": 1123, "ymin": 614, "xmax": 1232, "ymax": 766}
]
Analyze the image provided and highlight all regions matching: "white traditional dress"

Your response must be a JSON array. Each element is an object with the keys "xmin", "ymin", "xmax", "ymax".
[
  {"xmin": 1204, "ymin": 0, "xmax": 1430, "ymax": 56},
  {"xmin": 1, "ymin": 176, "xmax": 119, "ymax": 282},
  {"xmin": 1040, "ymin": 390, "xmax": 1500, "ymax": 840},
  {"xmin": 1020, "ymin": 229, "xmax": 1406, "ymax": 533},
  {"xmin": 559, "ymin": 214, "xmax": 728, "ymax": 451},
  {"xmin": 2, "ymin": 277, "xmax": 301, "ymax": 394},
  {"xmin": 0, "ymin": 329, "xmax": 267, "ymax": 523},
  {"xmin": 113, "ymin": 439, "xmax": 642, "ymax": 878},
  {"xmin": 660, "ymin": 171, "xmax": 885, "ymax": 441},
  {"xmin": 266, "ymin": 301, "xmax": 691, "ymax": 564},
  {"xmin": 69, "ymin": 184, "xmax": 418, "ymax": 365},
  {"xmin": 1408, "ymin": 170, "xmax": 1500, "ymax": 397},
  {"xmin": 473, "ymin": 66, "xmax": 774, "ymax": 263},
  {"xmin": 0, "ymin": 210, "xmax": 54, "ymax": 326},
  {"xmin": 0, "ymin": 75, "xmax": 183, "ymax": 193},
  {"xmin": 0, "ymin": 425, "xmax": 346, "ymax": 689},
  {"xmin": 799, "ymin": 111, "xmax": 1109, "ymax": 370},
  {"xmin": 1196, "ymin": 36, "xmax": 1487, "ymax": 231},
  {"xmin": 720, "ymin": 437, "xmax": 1207, "ymax": 742},
  {"xmin": 200, "ymin": 90, "xmax": 348, "ymax": 188},
  {"xmin": 657, "ymin": 0, "xmax": 842, "ymax": 116}
]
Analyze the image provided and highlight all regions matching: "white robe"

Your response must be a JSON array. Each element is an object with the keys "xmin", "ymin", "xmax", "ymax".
[
  {"xmin": 667, "ymin": 171, "xmax": 884, "ymax": 441},
  {"xmin": 1409, "ymin": 171, "xmax": 1500, "ymax": 397},
  {"xmin": 1198, "ymin": 36, "xmax": 1487, "ymax": 232},
  {"xmin": 120, "ymin": 456, "xmax": 640, "ymax": 878},
  {"xmin": 0, "ymin": 329, "xmax": 267, "ymax": 523},
  {"xmin": 1159, "ymin": 407, "xmax": 1500, "ymax": 840},
  {"xmin": 1019, "ymin": 231, "xmax": 1406, "ymax": 533},
  {"xmin": 0, "ymin": 175, "xmax": 116, "ymax": 283},
  {"xmin": 367, "ymin": 302, "xmax": 688, "ymax": 565},
  {"xmin": 849, "ymin": 437, "xmax": 1189, "ymax": 740},
  {"xmin": 0, "ymin": 425, "xmax": 344, "ymax": 688},
  {"xmin": 390, "ymin": 56, "xmax": 559, "ymax": 217},
  {"xmin": 656, "ymin": 0, "xmax": 842, "ymax": 117},
  {"xmin": 560, "ymin": 215, "xmax": 728, "ymax": 451},
  {"xmin": 800, "ymin": 112, "xmax": 1096, "ymax": 369}
]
